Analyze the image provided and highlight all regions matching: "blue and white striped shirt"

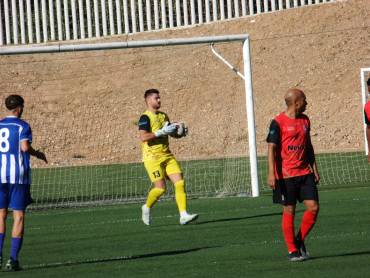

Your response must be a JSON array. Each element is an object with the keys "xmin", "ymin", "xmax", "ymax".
[{"xmin": 0, "ymin": 116, "xmax": 32, "ymax": 185}]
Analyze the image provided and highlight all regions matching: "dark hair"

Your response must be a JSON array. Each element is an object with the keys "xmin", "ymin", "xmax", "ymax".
[
  {"xmin": 5, "ymin": 95, "xmax": 24, "ymax": 110},
  {"xmin": 144, "ymin": 89, "xmax": 160, "ymax": 99},
  {"xmin": 367, "ymin": 78, "xmax": 370, "ymax": 86}
]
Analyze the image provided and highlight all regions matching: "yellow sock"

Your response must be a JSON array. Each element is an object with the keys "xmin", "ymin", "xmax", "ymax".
[
  {"xmin": 174, "ymin": 180, "xmax": 187, "ymax": 213},
  {"xmin": 146, "ymin": 187, "xmax": 165, "ymax": 208}
]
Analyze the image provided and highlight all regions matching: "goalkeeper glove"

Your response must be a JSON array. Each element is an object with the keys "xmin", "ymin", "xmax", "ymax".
[{"xmin": 154, "ymin": 122, "xmax": 177, "ymax": 137}]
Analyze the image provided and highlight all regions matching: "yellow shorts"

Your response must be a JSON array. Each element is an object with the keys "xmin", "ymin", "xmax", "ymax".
[{"xmin": 144, "ymin": 155, "xmax": 182, "ymax": 183}]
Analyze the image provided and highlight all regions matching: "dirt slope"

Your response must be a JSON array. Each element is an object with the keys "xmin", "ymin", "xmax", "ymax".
[{"xmin": 0, "ymin": 0, "xmax": 369, "ymax": 167}]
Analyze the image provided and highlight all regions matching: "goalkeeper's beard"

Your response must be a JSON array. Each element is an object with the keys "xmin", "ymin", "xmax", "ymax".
[
  {"xmin": 155, "ymin": 102, "xmax": 161, "ymax": 110},
  {"xmin": 150, "ymin": 102, "xmax": 161, "ymax": 111}
]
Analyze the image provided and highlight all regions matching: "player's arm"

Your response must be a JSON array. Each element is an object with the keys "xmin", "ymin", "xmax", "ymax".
[
  {"xmin": 306, "ymin": 130, "xmax": 320, "ymax": 184},
  {"xmin": 139, "ymin": 130, "xmax": 157, "ymax": 142},
  {"xmin": 138, "ymin": 115, "xmax": 176, "ymax": 142},
  {"xmin": 267, "ymin": 143, "xmax": 277, "ymax": 189},
  {"xmin": 366, "ymin": 126, "xmax": 370, "ymax": 163},
  {"xmin": 20, "ymin": 124, "xmax": 47, "ymax": 163},
  {"xmin": 266, "ymin": 120, "xmax": 280, "ymax": 189},
  {"xmin": 364, "ymin": 110, "xmax": 370, "ymax": 163},
  {"xmin": 138, "ymin": 115, "xmax": 156, "ymax": 142},
  {"xmin": 21, "ymin": 140, "xmax": 47, "ymax": 163}
]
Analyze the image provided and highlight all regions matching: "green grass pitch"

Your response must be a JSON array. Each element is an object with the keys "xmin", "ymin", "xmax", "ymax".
[
  {"xmin": 0, "ymin": 152, "xmax": 369, "ymax": 276},
  {"xmin": 1, "ymin": 186, "xmax": 370, "ymax": 277}
]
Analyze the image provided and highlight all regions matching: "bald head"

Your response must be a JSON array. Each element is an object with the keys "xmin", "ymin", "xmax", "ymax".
[{"xmin": 285, "ymin": 88, "xmax": 305, "ymax": 107}]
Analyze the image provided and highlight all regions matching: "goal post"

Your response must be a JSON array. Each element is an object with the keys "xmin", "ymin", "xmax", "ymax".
[
  {"xmin": 243, "ymin": 38, "xmax": 259, "ymax": 198},
  {"xmin": 0, "ymin": 34, "xmax": 260, "ymax": 208},
  {"xmin": 361, "ymin": 67, "xmax": 370, "ymax": 155}
]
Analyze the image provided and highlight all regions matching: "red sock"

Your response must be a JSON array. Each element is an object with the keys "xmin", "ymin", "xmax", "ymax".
[
  {"xmin": 282, "ymin": 211, "xmax": 296, "ymax": 253},
  {"xmin": 299, "ymin": 210, "xmax": 317, "ymax": 241}
]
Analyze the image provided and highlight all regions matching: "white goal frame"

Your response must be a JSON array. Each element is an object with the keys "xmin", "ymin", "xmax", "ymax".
[
  {"xmin": 361, "ymin": 68, "xmax": 370, "ymax": 155},
  {"xmin": 0, "ymin": 34, "xmax": 260, "ymax": 197}
]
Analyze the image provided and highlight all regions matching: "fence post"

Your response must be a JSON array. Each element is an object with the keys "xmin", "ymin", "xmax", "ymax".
[
  {"xmin": 205, "ymin": 0, "xmax": 210, "ymax": 22},
  {"xmin": 138, "ymin": 0, "xmax": 144, "ymax": 31},
  {"xmin": 176, "ymin": 0, "xmax": 181, "ymax": 26},
  {"xmin": 63, "ymin": 0, "xmax": 70, "ymax": 40},
  {"xmin": 241, "ymin": 0, "xmax": 247, "ymax": 16},
  {"xmin": 123, "ymin": 0, "xmax": 129, "ymax": 34},
  {"xmin": 271, "ymin": 0, "xmax": 276, "ymax": 11},
  {"xmin": 0, "ymin": 3, "xmax": 3, "ymax": 45},
  {"xmin": 11, "ymin": 0, "xmax": 19, "ymax": 44},
  {"xmin": 256, "ymin": 0, "xmax": 261, "ymax": 13},
  {"xmin": 234, "ymin": 0, "xmax": 239, "ymax": 17},
  {"xmin": 86, "ymin": 0, "xmax": 93, "ymax": 38},
  {"xmin": 190, "ymin": 0, "xmax": 196, "ymax": 24},
  {"xmin": 248, "ymin": 0, "xmax": 254, "ymax": 15},
  {"xmin": 41, "ymin": 0, "xmax": 48, "ymax": 42},
  {"xmin": 19, "ymin": 0, "xmax": 26, "ymax": 44},
  {"xmin": 108, "ymin": 0, "xmax": 115, "ymax": 35},
  {"xmin": 34, "ymin": 0, "xmax": 41, "ymax": 43},
  {"xmin": 71, "ymin": 0, "xmax": 78, "ymax": 39},
  {"xmin": 278, "ymin": 0, "xmax": 283, "ymax": 10},
  {"xmin": 93, "ymin": 0, "xmax": 100, "ymax": 37},
  {"xmin": 146, "ymin": 0, "xmax": 152, "ymax": 31},
  {"xmin": 197, "ymin": 0, "xmax": 203, "ymax": 24},
  {"xmin": 154, "ymin": 0, "xmax": 159, "ymax": 29},
  {"xmin": 115, "ymin": 0, "xmax": 122, "ymax": 34},
  {"xmin": 48, "ymin": 0, "xmax": 55, "ymax": 41},
  {"xmin": 56, "ymin": 0, "xmax": 63, "ymax": 40},
  {"xmin": 79, "ymin": 0, "xmax": 86, "ymax": 38},
  {"xmin": 184, "ymin": 0, "xmax": 189, "ymax": 26},
  {"xmin": 101, "ymin": 0, "xmax": 108, "ymax": 36},
  {"xmin": 212, "ymin": 0, "xmax": 218, "ymax": 21},
  {"xmin": 130, "ymin": 0, "xmax": 137, "ymax": 32},
  {"xmin": 161, "ymin": 0, "xmax": 167, "ymax": 28},
  {"xmin": 168, "ymin": 0, "xmax": 174, "ymax": 28},
  {"xmin": 220, "ymin": 0, "xmax": 226, "ymax": 20}
]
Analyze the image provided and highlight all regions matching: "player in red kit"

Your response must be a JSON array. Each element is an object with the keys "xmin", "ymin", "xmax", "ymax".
[{"xmin": 266, "ymin": 88, "xmax": 320, "ymax": 262}]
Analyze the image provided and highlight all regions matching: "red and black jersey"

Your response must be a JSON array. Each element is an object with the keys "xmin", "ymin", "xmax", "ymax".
[
  {"xmin": 364, "ymin": 101, "xmax": 370, "ymax": 125},
  {"xmin": 266, "ymin": 112, "xmax": 312, "ymax": 179}
]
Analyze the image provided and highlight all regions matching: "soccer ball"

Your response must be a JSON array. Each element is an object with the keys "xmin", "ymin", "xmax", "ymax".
[{"xmin": 170, "ymin": 122, "xmax": 188, "ymax": 138}]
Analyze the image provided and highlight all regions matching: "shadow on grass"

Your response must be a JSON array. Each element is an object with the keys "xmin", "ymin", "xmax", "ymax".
[
  {"xmin": 23, "ymin": 246, "xmax": 218, "ymax": 271},
  {"xmin": 309, "ymin": 250, "xmax": 370, "ymax": 261},
  {"xmin": 195, "ymin": 212, "xmax": 284, "ymax": 225}
]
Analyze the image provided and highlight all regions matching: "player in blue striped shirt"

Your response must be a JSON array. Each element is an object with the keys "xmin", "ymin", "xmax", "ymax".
[{"xmin": 0, "ymin": 95, "xmax": 47, "ymax": 271}]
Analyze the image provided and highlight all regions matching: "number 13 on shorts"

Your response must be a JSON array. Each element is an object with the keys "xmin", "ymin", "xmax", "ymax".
[
  {"xmin": 144, "ymin": 156, "xmax": 182, "ymax": 183},
  {"xmin": 152, "ymin": 170, "xmax": 161, "ymax": 179}
]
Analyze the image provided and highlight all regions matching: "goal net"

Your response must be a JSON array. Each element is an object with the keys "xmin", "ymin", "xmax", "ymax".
[{"xmin": 0, "ymin": 36, "xmax": 258, "ymax": 208}]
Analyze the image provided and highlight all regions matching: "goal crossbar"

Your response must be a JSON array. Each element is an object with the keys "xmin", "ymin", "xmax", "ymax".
[
  {"xmin": 0, "ymin": 34, "xmax": 249, "ymax": 55},
  {"xmin": 0, "ymin": 34, "xmax": 260, "ymax": 198}
]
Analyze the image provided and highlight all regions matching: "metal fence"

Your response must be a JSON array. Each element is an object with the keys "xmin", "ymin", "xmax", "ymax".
[{"xmin": 0, "ymin": 0, "xmax": 335, "ymax": 46}]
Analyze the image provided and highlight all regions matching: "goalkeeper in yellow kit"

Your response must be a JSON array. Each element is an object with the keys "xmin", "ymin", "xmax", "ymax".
[{"xmin": 138, "ymin": 89, "xmax": 198, "ymax": 225}]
